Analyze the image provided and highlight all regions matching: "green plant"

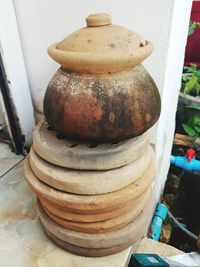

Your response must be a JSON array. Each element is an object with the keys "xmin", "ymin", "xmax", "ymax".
[
  {"xmin": 182, "ymin": 106, "xmax": 200, "ymax": 137},
  {"xmin": 181, "ymin": 64, "xmax": 200, "ymax": 95},
  {"xmin": 180, "ymin": 20, "xmax": 200, "ymax": 96},
  {"xmin": 188, "ymin": 21, "xmax": 200, "ymax": 36}
]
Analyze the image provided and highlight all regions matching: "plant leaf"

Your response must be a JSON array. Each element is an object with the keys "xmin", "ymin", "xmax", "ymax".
[
  {"xmin": 186, "ymin": 117, "xmax": 200, "ymax": 128},
  {"xmin": 191, "ymin": 116, "xmax": 200, "ymax": 126},
  {"xmin": 194, "ymin": 125, "xmax": 200, "ymax": 135},
  {"xmin": 183, "ymin": 76, "xmax": 198, "ymax": 94},
  {"xmin": 186, "ymin": 105, "xmax": 200, "ymax": 111},
  {"xmin": 182, "ymin": 123, "xmax": 197, "ymax": 137},
  {"xmin": 188, "ymin": 24, "xmax": 195, "ymax": 36}
]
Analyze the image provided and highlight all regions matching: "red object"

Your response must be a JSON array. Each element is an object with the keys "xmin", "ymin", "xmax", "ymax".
[
  {"xmin": 185, "ymin": 1, "xmax": 200, "ymax": 68},
  {"xmin": 186, "ymin": 148, "xmax": 196, "ymax": 162}
]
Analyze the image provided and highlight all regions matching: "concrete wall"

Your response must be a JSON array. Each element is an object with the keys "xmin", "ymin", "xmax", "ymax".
[{"xmin": 13, "ymin": 0, "xmax": 192, "ymax": 198}]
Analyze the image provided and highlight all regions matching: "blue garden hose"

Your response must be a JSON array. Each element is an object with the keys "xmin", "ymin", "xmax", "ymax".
[
  {"xmin": 150, "ymin": 151, "xmax": 199, "ymax": 240},
  {"xmin": 150, "ymin": 203, "xmax": 168, "ymax": 241},
  {"xmin": 150, "ymin": 203, "xmax": 197, "ymax": 241},
  {"xmin": 170, "ymin": 155, "xmax": 200, "ymax": 172}
]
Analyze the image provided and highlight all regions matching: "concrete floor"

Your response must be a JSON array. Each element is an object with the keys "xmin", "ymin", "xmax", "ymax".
[{"xmin": 0, "ymin": 143, "xmax": 182, "ymax": 267}]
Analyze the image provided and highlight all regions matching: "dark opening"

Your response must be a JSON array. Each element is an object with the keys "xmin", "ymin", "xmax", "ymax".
[{"xmin": 0, "ymin": 55, "xmax": 24, "ymax": 154}]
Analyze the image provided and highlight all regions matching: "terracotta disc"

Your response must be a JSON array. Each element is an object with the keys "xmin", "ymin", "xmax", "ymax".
[
  {"xmin": 40, "ymin": 197, "xmax": 136, "ymax": 222},
  {"xmin": 30, "ymin": 145, "xmax": 153, "ymax": 195},
  {"xmin": 24, "ymin": 155, "xmax": 156, "ymax": 213},
  {"xmin": 37, "ymin": 197, "xmax": 154, "ymax": 249},
  {"xmin": 44, "ymin": 227, "xmax": 145, "ymax": 257},
  {"xmin": 33, "ymin": 120, "xmax": 149, "ymax": 170},
  {"xmin": 39, "ymin": 188, "xmax": 150, "ymax": 233}
]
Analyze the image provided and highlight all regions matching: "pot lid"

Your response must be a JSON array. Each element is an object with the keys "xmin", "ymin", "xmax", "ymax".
[{"xmin": 48, "ymin": 13, "xmax": 153, "ymax": 73}]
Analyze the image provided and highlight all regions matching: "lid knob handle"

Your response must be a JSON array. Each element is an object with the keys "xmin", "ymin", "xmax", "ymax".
[{"xmin": 86, "ymin": 13, "xmax": 112, "ymax": 27}]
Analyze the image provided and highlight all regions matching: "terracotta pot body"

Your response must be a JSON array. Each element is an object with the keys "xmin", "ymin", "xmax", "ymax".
[
  {"xmin": 44, "ymin": 65, "xmax": 160, "ymax": 142},
  {"xmin": 44, "ymin": 13, "xmax": 161, "ymax": 142}
]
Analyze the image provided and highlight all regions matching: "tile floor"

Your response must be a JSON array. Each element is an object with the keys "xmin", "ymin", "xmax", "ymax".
[{"xmin": 0, "ymin": 142, "xmax": 23, "ymax": 177}]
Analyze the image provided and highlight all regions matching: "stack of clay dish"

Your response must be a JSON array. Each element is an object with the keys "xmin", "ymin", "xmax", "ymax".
[
  {"xmin": 24, "ymin": 13, "xmax": 160, "ymax": 257},
  {"xmin": 24, "ymin": 120, "xmax": 156, "ymax": 256}
]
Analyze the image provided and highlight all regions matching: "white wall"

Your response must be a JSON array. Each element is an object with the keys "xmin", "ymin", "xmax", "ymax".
[
  {"xmin": 153, "ymin": 0, "xmax": 193, "ymax": 199},
  {"xmin": 13, "ymin": 0, "xmax": 192, "ymax": 198}
]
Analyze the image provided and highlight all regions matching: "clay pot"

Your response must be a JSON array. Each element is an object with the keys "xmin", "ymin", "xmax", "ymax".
[{"xmin": 44, "ymin": 13, "xmax": 161, "ymax": 142}]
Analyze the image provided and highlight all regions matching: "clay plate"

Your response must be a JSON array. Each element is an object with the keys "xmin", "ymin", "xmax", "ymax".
[
  {"xmin": 37, "ymin": 196, "xmax": 154, "ymax": 249},
  {"xmin": 39, "ymin": 187, "xmax": 150, "ymax": 233},
  {"xmin": 33, "ymin": 120, "xmax": 149, "ymax": 170},
  {"xmin": 44, "ymin": 227, "xmax": 145, "ymax": 257},
  {"xmin": 40, "ymin": 197, "xmax": 137, "ymax": 222},
  {"xmin": 24, "ymin": 155, "xmax": 156, "ymax": 213},
  {"xmin": 30, "ymin": 145, "xmax": 153, "ymax": 194}
]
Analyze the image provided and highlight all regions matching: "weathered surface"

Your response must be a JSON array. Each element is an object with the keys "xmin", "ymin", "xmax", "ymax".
[
  {"xmin": 43, "ymin": 65, "xmax": 161, "ymax": 142},
  {"xmin": 40, "ymin": 188, "xmax": 150, "ymax": 233},
  {"xmin": 37, "ymin": 196, "xmax": 154, "ymax": 249},
  {"xmin": 29, "ymin": 146, "xmax": 153, "ymax": 194},
  {"xmin": 48, "ymin": 13, "xmax": 153, "ymax": 73},
  {"xmin": 44, "ymin": 228, "xmax": 143, "ymax": 257},
  {"xmin": 24, "ymin": 155, "xmax": 156, "ymax": 213},
  {"xmin": 33, "ymin": 120, "xmax": 150, "ymax": 170},
  {"xmin": 40, "ymin": 198, "xmax": 136, "ymax": 223}
]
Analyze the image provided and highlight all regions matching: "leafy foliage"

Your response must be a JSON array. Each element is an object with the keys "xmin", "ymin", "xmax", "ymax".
[
  {"xmin": 186, "ymin": 105, "xmax": 200, "ymax": 111},
  {"xmin": 181, "ymin": 20, "xmax": 200, "ymax": 95},
  {"xmin": 182, "ymin": 106, "xmax": 200, "ymax": 137},
  {"xmin": 188, "ymin": 21, "xmax": 200, "ymax": 36},
  {"xmin": 181, "ymin": 64, "xmax": 200, "ymax": 96}
]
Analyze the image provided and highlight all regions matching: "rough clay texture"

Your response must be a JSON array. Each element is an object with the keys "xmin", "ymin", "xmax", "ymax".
[
  {"xmin": 33, "ymin": 120, "xmax": 150, "ymax": 170},
  {"xmin": 47, "ymin": 13, "xmax": 153, "ymax": 73},
  {"xmin": 43, "ymin": 65, "xmax": 160, "ymax": 142},
  {"xmin": 39, "ymin": 188, "xmax": 150, "ymax": 233},
  {"xmin": 29, "ymin": 145, "xmax": 153, "ymax": 195},
  {"xmin": 40, "ymin": 197, "xmax": 138, "ymax": 223},
  {"xmin": 24, "ymin": 154, "xmax": 156, "ymax": 213},
  {"xmin": 37, "ymin": 197, "xmax": 153, "ymax": 249},
  {"xmin": 44, "ymin": 227, "xmax": 144, "ymax": 257}
]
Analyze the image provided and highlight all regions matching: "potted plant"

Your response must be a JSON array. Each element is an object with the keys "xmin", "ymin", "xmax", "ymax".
[
  {"xmin": 175, "ymin": 3, "xmax": 200, "ymax": 134},
  {"xmin": 176, "ymin": 64, "xmax": 200, "ymax": 134}
]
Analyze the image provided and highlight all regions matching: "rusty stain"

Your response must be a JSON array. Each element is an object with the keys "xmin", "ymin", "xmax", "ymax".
[
  {"xmin": 145, "ymin": 113, "xmax": 152, "ymax": 123},
  {"xmin": 109, "ymin": 112, "xmax": 115, "ymax": 123}
]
